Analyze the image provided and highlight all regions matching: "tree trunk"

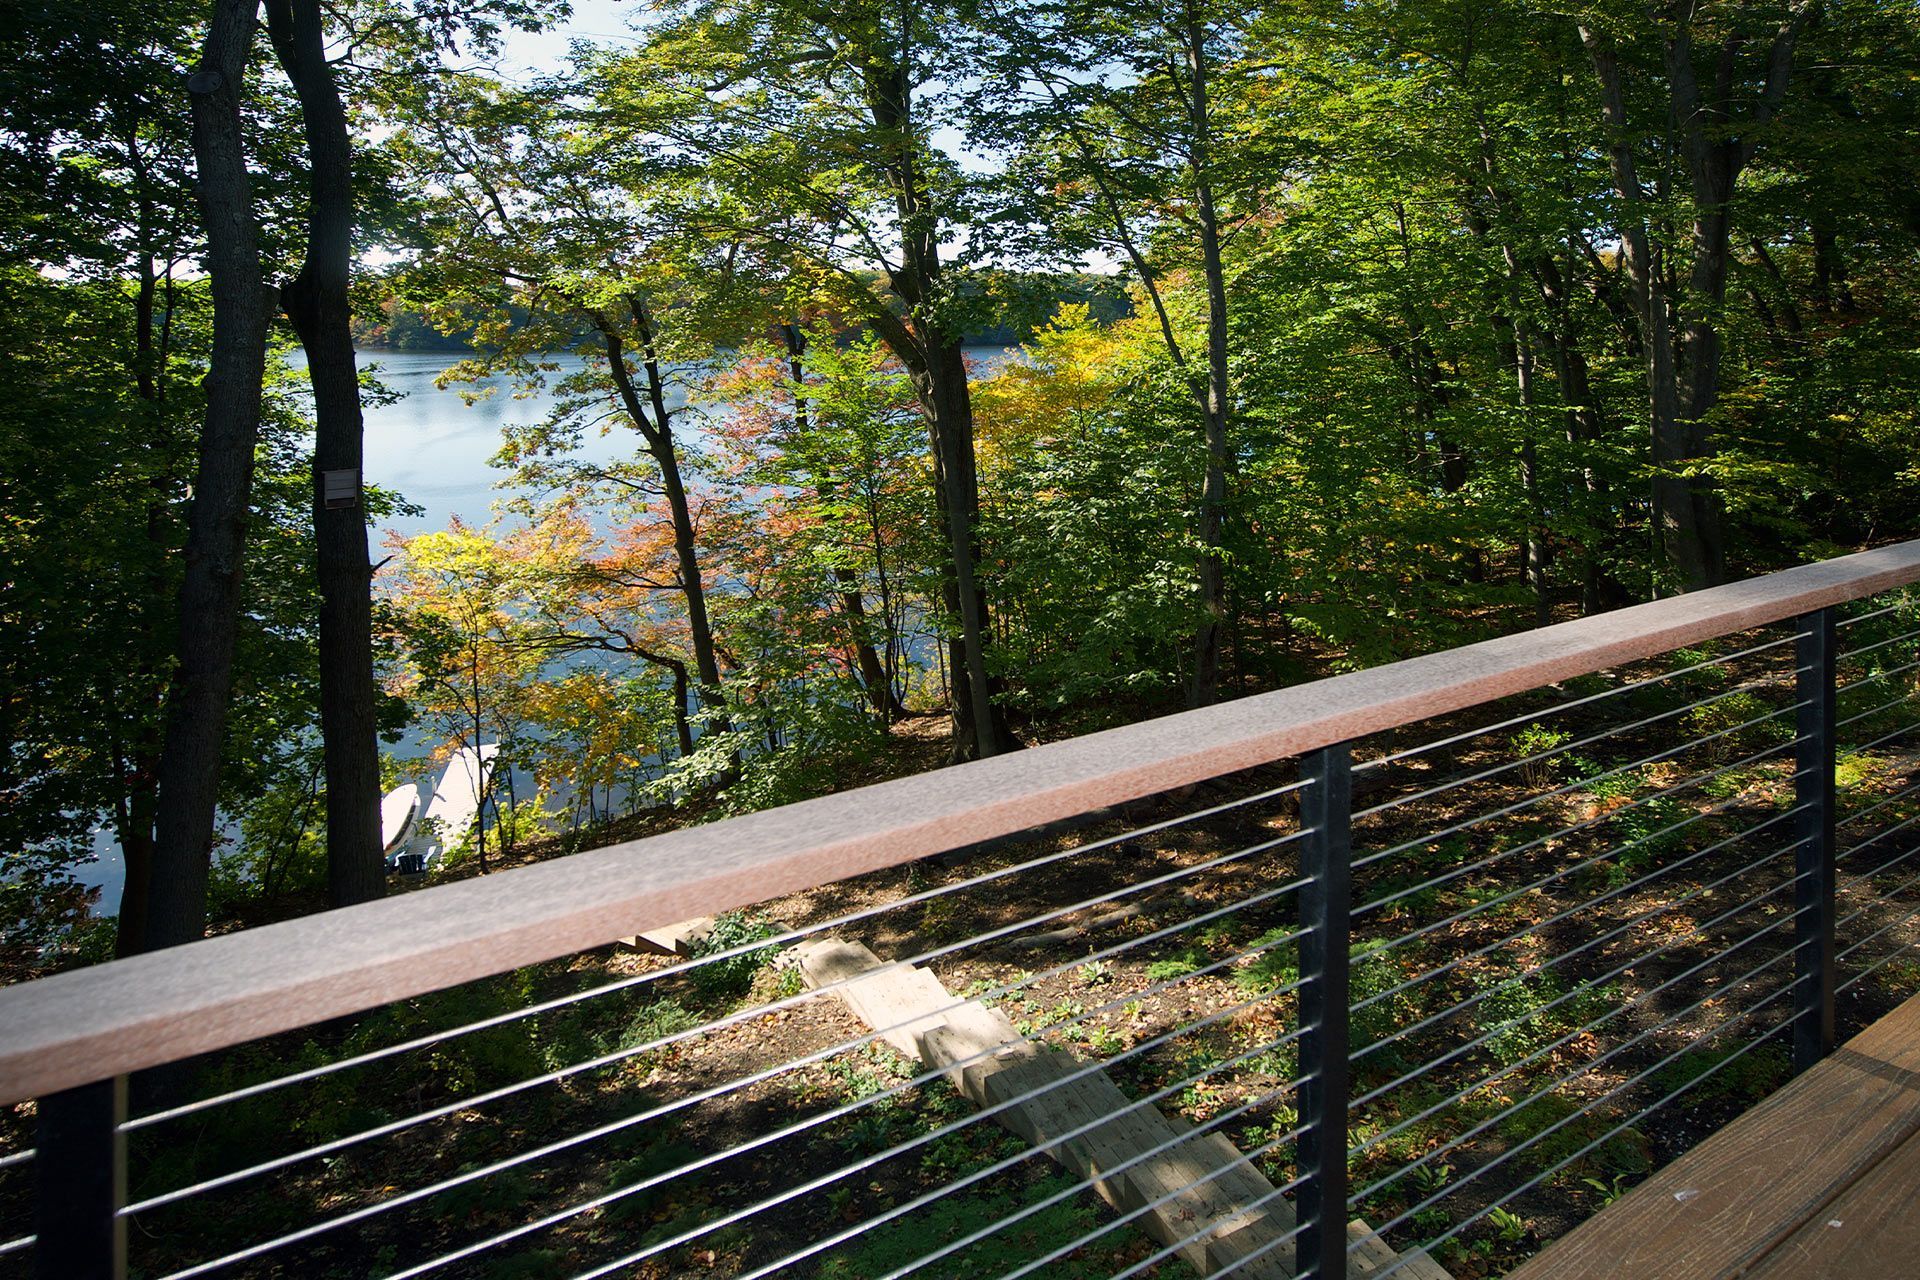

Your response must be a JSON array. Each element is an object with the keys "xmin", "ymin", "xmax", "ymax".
[
  {"xmin": 145, "ymin": 0, "xmax": 270, "ymax": 951},
  {"xmin": 1185, "ymin": 12, "xmax": 1231, "ymax": 710},
  {"xmin": 600, "ymin": 312, "xmax": 727, "ymax": 735},
  {"xmin": 265, "ymin": 0, "xmax": 384, "ymax": 910},
  {"xmin": 1582, "ymin": 25, "xmax": 1709, "ymax": 594},
  {"xmin": 1583, "ymin": 8, "xmax": 1807, "ymax": 592},
  {"xmin": 860, "ymin": 59, "xmax": 1009, "ymax": 760}
]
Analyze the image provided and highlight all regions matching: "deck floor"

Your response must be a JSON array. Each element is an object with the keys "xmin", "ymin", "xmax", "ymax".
[{"xmin": 1507, "ymin": 994, "xmax": 1920, "ymax": 1280}]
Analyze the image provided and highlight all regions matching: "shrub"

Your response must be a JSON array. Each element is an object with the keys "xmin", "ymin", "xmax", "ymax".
[
  {"xmin": 1510, "ymin": 723, "xmax": 1574, "ymax": 790},
  {"xmin": 689, "ymin": 911, "xmax": 783, "ymax": 998}
]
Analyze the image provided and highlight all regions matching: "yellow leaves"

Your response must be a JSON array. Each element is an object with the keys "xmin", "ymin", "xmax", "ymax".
[{"xmin": 972, "ymin": 304, "xmax": 1127, "ymax": 476}]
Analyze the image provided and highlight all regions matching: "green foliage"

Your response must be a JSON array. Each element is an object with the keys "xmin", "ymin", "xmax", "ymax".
[
  {"xmin": 623, "ymin": 998, "xmax": 700, "ymax": 1051},
  {"xmin": 688, "ymin": 912, "xmax": 783, "ymax": 999},
  {"xmin": 1682, "ymin": 691, "xmax": 1793, "ymax": 760},
  {"xmin": 1654, "ymin": 1045, "xmax": 1792, "ymax": 1110},
  {"xmin": 1511, "ymin": 723, "xmax": 1574, "ymax": 790},
  {"xmin": 815, "ymin": 1175, "xmax": 1137, "ymax": 1280},
  {"xmin": 1604, "ymin": 796, "xmax": 1692, "ymax": 887},
  {"xmin": 1233, "ymin": 929, "xmax": 1300, "ymax": 995},
  {"xmin": 1471, "ymin": 969, "xmax": 1621, "ymax": 1068},
  {"xmin": 1146, "ymin": 946, "xmax": 1209, "ymax": 984}
]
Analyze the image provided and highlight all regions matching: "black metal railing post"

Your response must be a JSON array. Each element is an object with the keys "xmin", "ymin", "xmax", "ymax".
[
  {"xmin": 34, "ymin": 1077, "xmax": 126, "ymax": 1280},
  {"xmin": 1794, "ymin": 608, "xmax": 1838, "ymax": 1073},
  {"xmin": 1298, "ymin": 743, "xmax": 1352, "ymax": 1280}
]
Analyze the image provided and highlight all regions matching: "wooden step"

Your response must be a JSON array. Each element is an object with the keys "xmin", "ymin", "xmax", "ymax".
[
  {"xmin": 617, "ymin": 914, "xmax": 714, "ymax": 957},
  {"xmin": 795, "ymin": 938, "xmax": 1451, "ymax": 1280}
]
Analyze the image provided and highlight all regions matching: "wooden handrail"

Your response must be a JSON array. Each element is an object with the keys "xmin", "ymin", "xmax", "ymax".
[{"xmin": 3, "ymin": 541, "xmax": 1918, "ymax": 1105}]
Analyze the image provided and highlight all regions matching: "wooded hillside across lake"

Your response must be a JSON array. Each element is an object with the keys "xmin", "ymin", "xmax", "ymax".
[{"xmin": 3, "ymin": 0, "xmax": 1918, "ymax": 974}]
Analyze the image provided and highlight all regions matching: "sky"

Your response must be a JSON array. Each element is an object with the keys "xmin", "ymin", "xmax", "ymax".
[{"xmin": 490, "ymin": 0, "xmax": 644, "ymax": 81}]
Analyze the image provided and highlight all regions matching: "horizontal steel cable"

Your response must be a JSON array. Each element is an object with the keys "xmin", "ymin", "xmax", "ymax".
[
  {"xmin": 740, "ymin": 1067, "xmax": 1316, "ymax": 1280},
  {"xmin": 386, "ymin": 974, "xmax": 1310, "ymax": 1280},
  {"xmin": 1351, "ymin": 702, "xmax": 1797, "ymax": 890},
  {"xmin": 1837, "ymin": 656, "xmax": 1920, "ymax": 701},
  {"xmin": 1837, "ymin": 826, "xmax": 1920, "ymax": 902},
  {"xmin": 904, "ymin": 880, "xmax": 1809, "ymax": 1280},
  {"xmin": 1351, "ymin": 959, "xmax": 1797, "ymax": 1274},
  {"xmin": 1001, "ymin": 1165, "xmax": 1311, "ymax": 1280},
  {"xmin": 1354, "ymin": 633, "xmax": 1797, "ymax": 778},
  {"xmin": 1352, "ymin": 674, "xmax": 1789, "ymax": 825},
  {"xmin": 1838, "ymin": 876, "xmax": 1920, "ymax": 963},
  {"xmin": 1358, "ymin": 1003, "xmax": 1795, "ymax": 1280},
  {"xmin": 125, "ymin": 822, "xmax": 1316, "ymax": 1207},
  {"xmin": 1350, "ymin": 835, "xmax": 1804, "ymax": 1106},
  {"xmin": 1350, "ymin": 803, "xmax": 1805, "ymax": 1048},
  {"xmin": 482, "ymin": 1000, "xmax": 1316, "ymax": 1280},
  {"xmin": 147, "ymin": 866, "xmax": 1323, "ymax": 1276},
  {"xmin": 1344, "ymin": 893, "xmax": 1805, "ymax": 1203},
  {"xmin": 1841, "ymin": 690, "xmax": 1920, "ymax": 731},
  {"xmin": 1837, "ymin": 774, "xmax": 1920, "ymax": 832},
  {"xmin": 1837, "ymin": 809, "xmax": 1920, "ymax": 876},
  {"xmin": 1843, "ymin": 715, "xmax": 1920, "ymax": 756},
  {"xmin": 1355, "ymin": 732, "xmax": 1801, "ymax": 923},
  {"xmin": 1838, "ymin": 600, "xmax": 1913, "ymax": 630},
  {"xmin": 1354, "ymin": 786, "xmax": 1803, "ymax": 1006},
  {"xmin": 1346, "ymin": 919, "xmax": 1803, "ymax": 1216},
  {"xmin": 1838, "ymin": 624, "xmax": 1920, "ymax": 661},
  {"xmin": 997, "ymin": 858, "xmax": 1805, "ymax": 1280},
  {"xmin": 1837, "ymin": 928, "xmax": 1920, "ymax": 995},
  {"xmin": 125, "ymin": 774, "xmax": 1312, "ymax": 1133},
  {"xmin": 916, "ymin": 818, "xmax": 1802, "ymax": 1280}
]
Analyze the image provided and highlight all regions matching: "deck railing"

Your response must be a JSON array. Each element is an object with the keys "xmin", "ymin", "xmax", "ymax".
[{"xmin": 6, "ymin": 541, "xmax": 1920, "ymax": 1280}]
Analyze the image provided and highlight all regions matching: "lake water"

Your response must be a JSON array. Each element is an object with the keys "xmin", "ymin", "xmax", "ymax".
[
  {"xmin": 75, "ymin": 344, "xmax": 1011, "ymax": 914},
  {"xmin": 358, "ymin": 349, "xmax": 643, "ymax": 536}
]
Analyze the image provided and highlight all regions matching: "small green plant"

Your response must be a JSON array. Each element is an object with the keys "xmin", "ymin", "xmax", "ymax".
[
  {"xmin": 1584, "ymin": 763, "xmax": 1645, "ymax": 802},
  {"xmin": 689, "ymin": 911, "xmax": 783, "ymax": 998},
  {"xmin": 1581, "ymin": 1172, "xmax": 1636, "ymax": 1207},
  {"xmin": 1605, "ymin": 795, "xmax": 1689, "ymax": 886},
  {"xmin": 1471, "ymin": 969, "xmax": 1620, "ymax": 1067},
  {"xmin": 1511, "ymin": 723, "xmax": 1574, "ymax": 789},
  {"xmin": 1146, "ymin": 946, "xmax": 1208, "ymax": 983},
  {"xmin": 623, "ymin": 997, "xmax": 700, "ymax": 1052},
  {"xmin": 1486, "ymin": 1205, "xmax": 1529, "ymax": 1245},
  {"xmin": 1668, "ymin": 646, "xmax": 1732, "ymax": 692},
  {"xmin": 1233, "ymin": 929, "xmax": 1299, "ymax": 994},
  {"xmin": 1077, "ymin": 960, "xmax": 1113, "ymax": 986},
  {"xmin": 1683, "ymin": 690, "xmax": 1792, "ymax": 760}
]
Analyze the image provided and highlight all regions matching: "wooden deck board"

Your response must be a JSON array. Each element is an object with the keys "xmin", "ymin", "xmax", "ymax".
[
  {"xmin": 1745, "ymin": 1124, "xmax": 1920, "ymax": 1279},
  {"xmin": 1506, "ymin": 995, "xmax": 1920, "ymax": 1280}
]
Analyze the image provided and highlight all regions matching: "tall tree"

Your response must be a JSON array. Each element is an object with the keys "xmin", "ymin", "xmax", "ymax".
[
  {"xmin": 1577, "ymin": 0, "xmax": 1814, "ymax": 592},
  {"xmin": 594, "ymin": 0, "xmax": 1018, "ymax": 758},
  {"xmin": 391, "ymin": 75, "xmax": 735, "ymax": 748},
  {"xmin": 264, "ymin": 0, "xmax": 385, "ymax": 908},
  {"xmin": 975, "ymin": 0, "xmax": 1276, "ymax": 705},
  {"xmin": 146, "ymin": 0, "xmax": 273, "ymax": 950}
]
